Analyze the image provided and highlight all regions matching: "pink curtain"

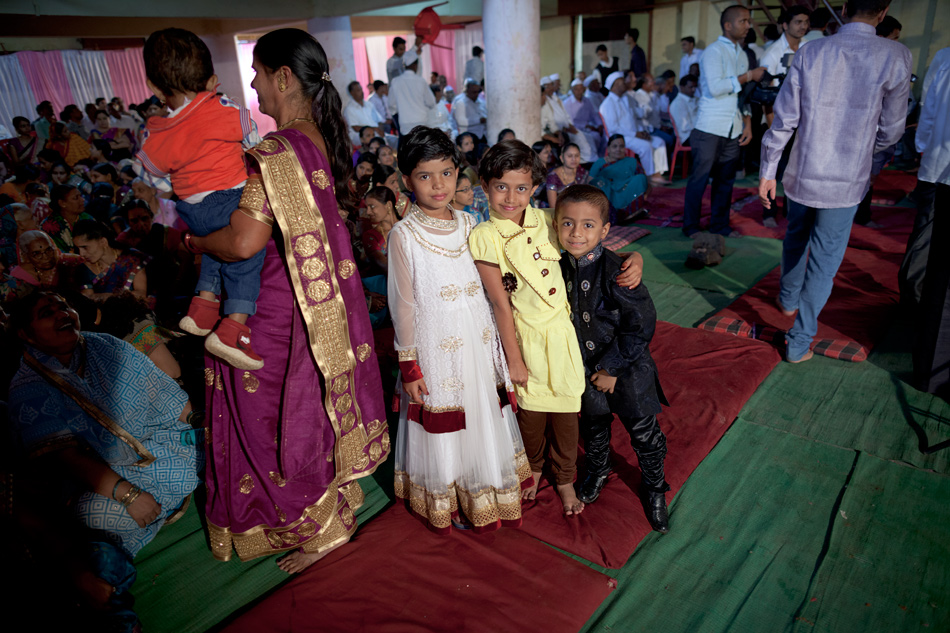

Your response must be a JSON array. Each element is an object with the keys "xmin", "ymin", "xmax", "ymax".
[
  {"xmin": 16, "ymin": 51, "xmax": 76, "ymax": 113},
  {"xmin": 103, "ymin": 48, "xmax": 152, "ymax": 104},
  {"xmin": 429, "ymin": 30, "xmax": 456, "ymax": 92},
  {"xmin": 352, "ymin": 38, "xmax": 371, "ymax": 97}
]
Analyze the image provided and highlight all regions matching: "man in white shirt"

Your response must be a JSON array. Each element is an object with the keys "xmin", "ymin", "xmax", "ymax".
[
  {"xmin": 669, "ymin": 74, "xmax": 699, "ymax": 145},
  {"xmin": 452, "ymin": 78, "xmax": 488, "ymax": 141},
  {"xmin": 564, "ymin": 78, "xmax": 605, "ymax": 157},
  {"xmin": 464, "ymin": 46, "xmax": 484, "ymax": 86},
  {"xmin": 343, "ymin": 81, "xmax": 384, "ymax": 147},
  {"xmin": 388, "ymin": 49, "xmax": 435, "ymax": 149},
  {"xmin": 599, "ymin": 71, "xmax": 667, "ymax": 182},
  {"xmin": 683, "ymin": 5, "xmax": 764, "ymax": 237},
  {"xmin": 900, "ymin": 46, "xmax": 950, "ymax": 308},
  {"xmin": 427, "ymin": 84, "xmax": 458, "ymax": 140},
  {"xmin": 367, "ymin": 81, "xmax": 392, "ymax": 130},
  {"xmin": 543, "ymin": 77, "xmax": 596, "ymax": 162},
  {"xmin": 679, "ymin": 37, "xmax": 704, "ymax": 82},
  {"xmin": 761, "ymin": 7, "xmax": 810, "ymax": 84},
  {"xmin": 633, "ymin": 73, "xmax": 676, "ymax": 153},
  {"xmin": 584, "ymin": 74, "xmax": 604, "ymax": 109}
]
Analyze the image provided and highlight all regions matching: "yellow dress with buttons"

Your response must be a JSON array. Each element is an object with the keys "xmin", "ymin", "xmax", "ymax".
[{"xmin": 469, "ymin": 205, "xmax": 585, "ymax": 413}]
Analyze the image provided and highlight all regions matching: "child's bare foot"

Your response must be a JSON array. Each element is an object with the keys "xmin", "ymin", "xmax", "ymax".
[
  {"xmin": 276, "ymin": 540, "xmax": 346, "ymax": 573},
  {"xmin": 557, "ymin": 483, "xmax": 585, "ymax": 516},
  {"xmin": 522, "ymin": 470, "xmax": 543, "ymax": 501}
]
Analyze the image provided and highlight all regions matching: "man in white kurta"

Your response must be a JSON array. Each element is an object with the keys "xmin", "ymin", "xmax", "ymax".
[
  {"xmin": 452, "ymin": 80, "xmax": 488, "ymax": 140},
  {"xmin": 343, "ymin": 81, "xmax": 384, "ymax": 147},
  {"xmin": 564, "ymin": 79, "xmax": 605, "ymax": 158},
  {"xmin": 389, "ymin": 49, "xmax": 436, "ymax": 145},
  {"xmin": 542, "ymin": 78, "xmax": 596, "ymax": 162},
  {"xmin": 599, "ymin": 71, "xmax": 667, "ymax": 179}
]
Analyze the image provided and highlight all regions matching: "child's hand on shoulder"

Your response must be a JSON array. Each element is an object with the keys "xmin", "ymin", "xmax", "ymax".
[
  {"xmin": 404, "ymin": 378, "xmax": 429, "ymax": 404},
  {"xmin": 617, "ymin": 251, "xmax": 644, "ymax": 289},
  {"xmin": 590, "ymin": 370, "xmax": 617, "ymax": 394}
]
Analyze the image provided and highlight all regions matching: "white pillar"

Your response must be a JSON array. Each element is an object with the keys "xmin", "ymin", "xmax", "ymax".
[
  {"xmin": 307, "ymin": 16, "xmax": 357, "ymax": 103},
  {"xmin": 484, "ymin": 0, "xmax": 541, "ymax": 144},
  {"xmin": 202, "ymin": 34, "xmax": 245, "ymax": 107}
]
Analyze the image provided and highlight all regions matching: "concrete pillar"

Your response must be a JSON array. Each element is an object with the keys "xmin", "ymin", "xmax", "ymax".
[
  {"xmin": 202, "ymin": 34, "xmax": 245, "ymax": 107},
  {"xmin": 307, "ymin": 16, "xmax": 357, "ymax": 103},
  {"xmin": 484, "ymin": 0, "xmax": 541, "ymax": 144}
]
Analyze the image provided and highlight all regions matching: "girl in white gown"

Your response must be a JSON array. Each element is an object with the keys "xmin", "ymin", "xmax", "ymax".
[{"xmin": 388, "ymin": 127, "xmax": 530, "ymax": 533}]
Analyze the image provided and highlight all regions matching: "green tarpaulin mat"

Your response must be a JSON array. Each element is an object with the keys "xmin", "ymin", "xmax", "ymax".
[
  {"xmin": 581, "ymin": 420, "xmax": 858, "ymax": 633},
  {"xmin": 618, "ymin": 226, "xmax": 782, "ymax": 297},
  {"xmin": 792, "ymin": 452, "xmax": 950, "ymax": 632},
  {"xmin": 739, "ymin": 322, "xmax": 950, "ymax": 474},
  {"xmin": 641, "ymin": 281, "xmax": 737, "ymax": 328}
]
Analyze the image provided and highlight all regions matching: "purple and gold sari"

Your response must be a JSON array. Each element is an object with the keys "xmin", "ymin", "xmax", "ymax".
[{"xmin": 204, "ymin": 129, "xmax": 389, "ymax": 562}]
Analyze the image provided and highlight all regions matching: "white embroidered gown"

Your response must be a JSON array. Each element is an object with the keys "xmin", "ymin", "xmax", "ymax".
[{"xmin": 388, "ymin": 205, "xmax": 529, "ymax": 532}]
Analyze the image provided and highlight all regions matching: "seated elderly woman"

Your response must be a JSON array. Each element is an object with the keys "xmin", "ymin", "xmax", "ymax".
[
  {"xmin": 7, "ymin": 291, "xmax": 201, "ymax": 632},
  {"xmin": 71, "ymin": 219, "xmax": 182, "ymax": 381},
  {"xmin": 9, "ymin": 229, "xmax": 88, "ymax": 294},
  {"xmin": 129, "ymin": 177, "xmax": 185, "ymax": 230}
]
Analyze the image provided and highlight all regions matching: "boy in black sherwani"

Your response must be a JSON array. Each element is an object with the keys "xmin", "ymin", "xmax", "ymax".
[{"xmin": 555, "ymin": 184, "xmax": 671, "ymax": 533}]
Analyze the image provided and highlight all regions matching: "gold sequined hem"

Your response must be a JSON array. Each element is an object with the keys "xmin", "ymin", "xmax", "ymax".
[{"xmin": 394, "ymin": 470, "xmax": 524, "ymax": 530}]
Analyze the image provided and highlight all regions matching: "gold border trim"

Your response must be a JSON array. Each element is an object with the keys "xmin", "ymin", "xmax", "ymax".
[{"xmin": 238, "ymin": 206, "xmax": 275, "ymax": 226}]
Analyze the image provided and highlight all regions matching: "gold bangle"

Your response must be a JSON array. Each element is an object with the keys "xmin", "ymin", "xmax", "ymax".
[
  {"xmin": 124, "ymin": 489, "xmax": 142, "ymax": 507},
  {"xmin": 119, "ymin": 485, "xmax": 140, "ymax": 507}
]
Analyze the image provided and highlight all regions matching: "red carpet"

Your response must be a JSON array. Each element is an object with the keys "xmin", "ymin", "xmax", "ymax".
[
  {"xmin": 512, "ymin": 322, "xmax": 781, "ymax": 568},
  {"xmin": 220, "ymin": 504, "xmax": 617, "ymax": 633},
  {"xmin": 732, "ymin": 197, "xmax": 915, "ymax": 250},
  {"xmin": 870, "ymin": 169, "xmax": 917, "ymax": 205},
  {"xmin": 638, "ymin": 186, "xmax": 756, "ymax": 229},
  {"xmin": 708, "ymin": 244, "xmax": 901, "ymax": 358}
]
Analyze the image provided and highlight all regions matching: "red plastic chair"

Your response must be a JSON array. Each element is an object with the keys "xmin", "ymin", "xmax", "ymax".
[{"xmin": 669, "ymin": 114, "xmax": 691, "ymax": 181}]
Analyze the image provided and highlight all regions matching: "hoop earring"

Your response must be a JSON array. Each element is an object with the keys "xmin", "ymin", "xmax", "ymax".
[{"xmin": 278, "ymin": 74, "xmax": 286, "ymax": 92}]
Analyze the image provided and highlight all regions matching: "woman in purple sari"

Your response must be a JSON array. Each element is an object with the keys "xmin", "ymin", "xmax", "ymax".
[{"xmin": 187, "ymin": 28, "xmax": 389, "ymax": 573}]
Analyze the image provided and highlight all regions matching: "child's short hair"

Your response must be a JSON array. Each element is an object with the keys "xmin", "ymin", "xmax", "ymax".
[
  {"xmin": 555, "ymin": 184, "xmax": 610, "ymax": 224},
  {"xmin": 479, "ymin": 139, "xmax": 546, "ymax": 186},
  {"xmin": 365, "ymin": 185, "xmax": 396, "ymax": 208},
  {"xmin": 397, "ymin": 126, "xmax": 460, "ymax": 175},
  {"xmin": 144, "ymin": 28, "xmax": 214, "ymax": 98}
]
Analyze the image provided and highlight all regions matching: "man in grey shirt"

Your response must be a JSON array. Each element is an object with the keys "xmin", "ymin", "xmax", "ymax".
[{"xmin": 759, "ymin": 0, "xmax": 911, "ymax": 363}]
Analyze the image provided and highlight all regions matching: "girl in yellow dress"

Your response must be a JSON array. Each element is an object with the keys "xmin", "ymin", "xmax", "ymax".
[{"xmin": 470, "ymin": 140, "xmax": 642, "ymax": 515}]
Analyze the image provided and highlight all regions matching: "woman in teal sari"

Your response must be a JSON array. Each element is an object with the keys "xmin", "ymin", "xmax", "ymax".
[
  {"xmin": 589, "ymin": 134, "xmax": 649, "ymax": 224},
  {"xmin": 8, "ymin": 291, "xmax": 201, "ymax": 631}
]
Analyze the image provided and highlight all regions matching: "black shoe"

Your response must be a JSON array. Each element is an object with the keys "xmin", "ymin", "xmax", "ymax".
[
  {"xmin": 642, "ymin": 488, "xmax": 669, "ymax": 533},
  {"xmin": 577, "ymin": 469, "xmax": 611, "ymax": 504}
]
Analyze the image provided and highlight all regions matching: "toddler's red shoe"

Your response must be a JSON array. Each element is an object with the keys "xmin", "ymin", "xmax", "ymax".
[
  {"xmin": 205, "ymin": 318, "xmax": 264, "ymax": 370},
  {"xmin": 179, "ymin": 296, "xmax": 221, "ymax": 336}
]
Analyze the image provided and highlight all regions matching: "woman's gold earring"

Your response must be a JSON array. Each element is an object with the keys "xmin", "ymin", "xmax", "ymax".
[{"xmin": 278, "ymin": 74, "xmax": 286, "ymax": 92}]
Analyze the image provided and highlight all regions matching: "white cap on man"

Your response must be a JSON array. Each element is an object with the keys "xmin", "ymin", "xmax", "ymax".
[
  {"xmin": 583, "ymin": 75, "xmax": 596, "ymax": 88},
  {"xmin": 605, "ymin": 71, "xmax": 625, "ymax": 91},
  {"xmin": 403, "ymin": 48, "xmax": 419, "ymax": 67},
  {"xmin": 540, "ymin": 75, "xmax": 552, "ymax": 86},
  {"xmin": 570, "ymin": 78, "xmax": 583, "ymax": 87},
  {"xmin": 550, "ymin": 73, "xmax": 560, "ymax": 81}
]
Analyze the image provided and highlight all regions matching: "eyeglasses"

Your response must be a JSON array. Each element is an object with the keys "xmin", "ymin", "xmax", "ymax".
[
  {"xmin": 29, "ymin": 246, "xmax": 55, "ymax": 258},
  {"xmin": 455, "ymin": 186, "xmax": 472, "ymax": 194}
]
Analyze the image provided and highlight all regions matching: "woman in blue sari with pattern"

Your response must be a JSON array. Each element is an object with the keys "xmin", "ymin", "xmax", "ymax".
[{"xmin": 8, "ymin": 291, "xmax": 201, "ymax": 632}]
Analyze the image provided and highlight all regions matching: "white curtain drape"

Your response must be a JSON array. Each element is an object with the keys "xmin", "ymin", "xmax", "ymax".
[
  {"xmin": 0, "ymin": 54, "xmax": 38, "ymax": 133},
  {"xmin": 364, "ymin": 36, "xmax": 389, "ymax": 83},
  {"xmin": 453, "ymin": 22, "xmax": 483, "ymax": 90},
  {"xmin": 61, "ymin": 50, "xmax": 115, "ymax": 110}
]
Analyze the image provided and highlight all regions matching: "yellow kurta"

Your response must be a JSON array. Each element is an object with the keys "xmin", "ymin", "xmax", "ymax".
[{"xmin": 469, "ymin": 205, "xmax": 584, "ymax": 413}]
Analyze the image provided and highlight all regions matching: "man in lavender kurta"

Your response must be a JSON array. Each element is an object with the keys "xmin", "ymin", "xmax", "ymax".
[{"xmin": 759, "ymin": 0, "xmax": 911, "ymax": 362}]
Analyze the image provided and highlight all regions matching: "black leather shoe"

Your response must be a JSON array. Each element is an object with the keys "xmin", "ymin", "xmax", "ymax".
[
  {"xmin": 642, "ymin": 489, "xmax": 669, "ymax": 533},
  {"xmin": 577, "ymin": 470, "xmax": 611, "ymax": 504}
]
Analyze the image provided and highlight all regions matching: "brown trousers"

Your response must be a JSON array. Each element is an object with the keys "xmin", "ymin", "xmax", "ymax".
[{"xmin": 516, "ymin": 408, "xmax": 579, "ymax": 485}]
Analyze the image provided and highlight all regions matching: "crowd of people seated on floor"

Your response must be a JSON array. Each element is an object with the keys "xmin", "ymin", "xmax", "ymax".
[{"xmin": 0, "ymin": 5, "xmax": 945, "ymax": 629}]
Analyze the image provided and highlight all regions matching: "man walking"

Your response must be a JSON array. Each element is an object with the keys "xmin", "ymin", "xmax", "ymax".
[
  {"xmin": 759, "ymin": 0, "xmax": 911, "ymax": 363},
  {"xmin": 683, "ymin": 5, "xmax": 765, "ymax": 237}
]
